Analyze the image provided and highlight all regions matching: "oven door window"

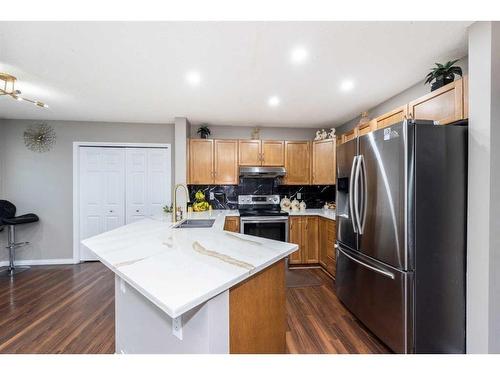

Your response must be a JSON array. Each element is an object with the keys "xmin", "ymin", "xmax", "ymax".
[{"xmin": 242, "ymin": 222, "xmax": 287, "ymax": 242}]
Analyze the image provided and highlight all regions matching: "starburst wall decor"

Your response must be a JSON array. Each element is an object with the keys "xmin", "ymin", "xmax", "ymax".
[{"xmin": 23, "ymin": 123, "xmax": 57, "ymax": 153}]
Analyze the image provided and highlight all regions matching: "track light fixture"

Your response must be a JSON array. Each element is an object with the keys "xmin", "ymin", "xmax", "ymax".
[{"xmin": 0, "ymin": 73, "xmax": 49, "ymax": 108}]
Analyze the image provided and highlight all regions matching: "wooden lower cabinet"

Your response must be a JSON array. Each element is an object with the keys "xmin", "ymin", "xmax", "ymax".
[
  {"xmin": 289, "ymin": 215, "xmax": 336, "ymax": 277},
  {"xmin": 318, "ymin": 217, "xmax": 337, "ymax": 277},
  {"xmin": 229, "ymin": 259, "xmax": 286, "ymax": 353},
  {"xmin": 288, "ymin": 216, "xmax": 304, "ymax": 264},
  {"xmin": 288, "ymin": 216, "xmax": 319, "ymax": 265},
  {"xmin": 304, "ymin": 216, "xmax": 319, "ymax": 264},
  {"xmin": 224, "ymin": 216, "xmax": 240, "ymax": 233}
]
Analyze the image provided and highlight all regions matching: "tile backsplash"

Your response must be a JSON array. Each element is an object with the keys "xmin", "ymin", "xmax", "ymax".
[{"xmin": 188, "ymin": 178, "xmax": 335, "ymax": 209}]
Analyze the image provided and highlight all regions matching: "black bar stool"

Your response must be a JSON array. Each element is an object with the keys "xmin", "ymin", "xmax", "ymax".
[{"xmin": 0, "ymin": 200, "xmax": 39, "ymax": 276}]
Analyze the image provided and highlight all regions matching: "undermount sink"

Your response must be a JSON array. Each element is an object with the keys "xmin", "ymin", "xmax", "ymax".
[{"xmin": 173, "ymin": 219, "xmax": 216, "ymax": 229}]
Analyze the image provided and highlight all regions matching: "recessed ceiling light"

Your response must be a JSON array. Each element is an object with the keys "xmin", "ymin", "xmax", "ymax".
[
  {"xmin": 340, "ymin": 80, "xmax": 355, "ymax": 92},
  {"xmin": 185, "ymin": 70, "xmax": 201, "ymax": 86},
  {"xmin": 290, "ymin": 47, "xmax": 309, "ymax": 64},
  {"xmin": 268, "ymin": 96, "xmax": 280, "ymax": 107}
]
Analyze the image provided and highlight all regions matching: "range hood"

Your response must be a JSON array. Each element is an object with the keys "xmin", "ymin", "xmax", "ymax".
[{"xmin": 239, "ymin": 166, "xmax": 286, "ymax": 178}]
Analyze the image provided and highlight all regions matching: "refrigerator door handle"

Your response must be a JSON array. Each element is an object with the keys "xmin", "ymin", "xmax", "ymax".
[
  {"xmin": 349, "ymin": 156, "xmax": 358, "ymax": 233},
  {"xmin": 338, "ymin": 247, "xmax": 395, "ymax": 280},
  {"xmin": 360, "ymin": 155, "xmax": 368, "ymax": 234},
  {"xmin": 353, "ymin": 155, "xmax": 363, "ymax": 234}
]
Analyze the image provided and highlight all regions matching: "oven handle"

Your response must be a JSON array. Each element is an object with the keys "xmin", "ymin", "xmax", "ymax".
[{"xmin": 240, "ymin": 216, "xmax": 289, "ymax": 222}]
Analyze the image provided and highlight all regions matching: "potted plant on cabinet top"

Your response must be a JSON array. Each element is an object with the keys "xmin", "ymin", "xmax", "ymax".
[
  {"xmin": 197, "ymin": 124, "xmax": 211, "ymax": 139},
  {"xmin": 425, "ymin": 59, "xmax": 463, "ymax": 92}
]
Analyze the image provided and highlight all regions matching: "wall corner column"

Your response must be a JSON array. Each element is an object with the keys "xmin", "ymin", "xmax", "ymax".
[{"xmin": 467, "ymin": 21, "xmax": 500, "ymax": 354}]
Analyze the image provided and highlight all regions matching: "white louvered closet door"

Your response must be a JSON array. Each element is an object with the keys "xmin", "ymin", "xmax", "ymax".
[{"xmin": 79, "ymin": 147, "xmax": 126, "ymax": 261}]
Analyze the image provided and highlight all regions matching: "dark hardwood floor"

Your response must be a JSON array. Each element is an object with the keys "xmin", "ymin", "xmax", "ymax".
[
  {"xmin": 0, "ymin": 262, "xmax": 389, "ymax": 354},
  {"xmin": 286, "ymin": 268, "xmax": 390, "ymax": 354}
]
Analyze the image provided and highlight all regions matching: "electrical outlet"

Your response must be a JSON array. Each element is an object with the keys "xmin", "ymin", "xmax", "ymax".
[
  {"xmin": 172, "ymin": 316, "xmax": 183, "ymax": 340},
  {"xmin": 209, "ymin": 192, "xmax": 215, "ymax": 200},
  {"xmin": 297, "ymin": 192, "xmax": 302, "ymax": 200}
]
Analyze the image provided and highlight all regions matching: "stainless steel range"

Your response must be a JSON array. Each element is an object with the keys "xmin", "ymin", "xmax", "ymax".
[{"xmin": 238, "ymin": 195, "xmax": 289, "ymax": 242}]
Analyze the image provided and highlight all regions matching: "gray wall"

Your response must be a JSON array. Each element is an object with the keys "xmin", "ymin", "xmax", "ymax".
[
  {"xmin": 0, "ymin": 120, "xmax": 5, "ymax": 198},
  {"xmin": 467, "ymin": 21, "xmax": 500, "ymax": 353},
  {"xmin": 336, "ymin": 56, "xmax": 469, "ymax": 134},
  {"xmin": 0, "ymin": 119, "xmax": 174, "ymax": 263},
  {"xmin": 189, "ymin": 124, "xmax": 317, "ymax": 140}
]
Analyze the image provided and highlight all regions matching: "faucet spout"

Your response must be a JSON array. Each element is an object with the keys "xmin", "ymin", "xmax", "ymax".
[{"xmin": 172, "ymin": 184, "xmax": 190, "ymax": 223}]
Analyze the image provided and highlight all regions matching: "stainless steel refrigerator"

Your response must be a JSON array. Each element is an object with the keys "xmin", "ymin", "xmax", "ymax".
[{"xmin": 335, "ymin": 119, "xmax": 467, "ymax": 353}]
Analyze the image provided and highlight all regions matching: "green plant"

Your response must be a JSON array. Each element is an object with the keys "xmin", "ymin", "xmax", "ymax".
[
  {"xmin": 425, "ymin": 59, "xmax": 463, "ymax": 85},
  {"xmin": 197, "ymin": 124, "xmax": 211, "ymax": 138},
  {"xmin": 163, "ymin": 203, "xmax": 173, "ymax": 214}
]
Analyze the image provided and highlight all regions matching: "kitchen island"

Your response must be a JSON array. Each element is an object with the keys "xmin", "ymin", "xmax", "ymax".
[{"xmin": 82, "ymin": 210, "xmax": 297, "ymax": 354}]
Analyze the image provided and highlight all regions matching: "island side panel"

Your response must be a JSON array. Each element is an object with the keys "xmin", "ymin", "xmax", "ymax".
[
  {"xmin": 115, "ymin": 276, "xmax": 230, "ymax": 354},
  {"xmin": 229, "ymin": 259, "xmax": 286, "ymax": 354}
]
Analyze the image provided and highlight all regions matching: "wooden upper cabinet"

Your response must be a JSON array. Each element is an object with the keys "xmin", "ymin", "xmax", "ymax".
[
  {"xmin": 214, "ymin": 140, "xmax": 239, "ymax": 185},
  {"xmin": 284, "ymin": 141, "xmax": 311, "ymax": 185},
  {"xmin": 188, "ymin": 139, "xmax": 214, "ymax": 184},
  {"xmin": 312, "ymin": 139, "xmax": 336, "ymax": 185},
  {"xmin": 358, "ymin": 119, "xmax": 377, "ymax": 136},
  {"xmin": 408, "ymin": 79, "xmax": 463, "ymax": 125},
  {"xmin": 376, "ymin": 105, "xmax": 408, "ymax": 130},
  {"xmin": 238, "ymin": 140, "xmax": 261, "ymax": 166},
  {"xmin": 342, "ymin": 127, "xmax": 358, "ymax": 144},
  {"xmin": 261, "ymin": 140, "xmax": 284, "ymax": 166},
  {"xmin": 463, "ymin": 75, "xmax": 469, "ymax": 119}
]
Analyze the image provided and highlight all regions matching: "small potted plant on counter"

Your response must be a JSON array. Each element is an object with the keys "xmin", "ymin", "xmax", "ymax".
[
  {"xmin": 425, "ymin": 59, "xmax": 463, "ymax": 92},
  {"xmin": 197, "ymin": 124, "xmax": 211, "ymax": 139}
]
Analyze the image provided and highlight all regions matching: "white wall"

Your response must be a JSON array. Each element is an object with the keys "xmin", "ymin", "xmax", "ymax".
[
  {"xmin": 467, "ymin": 21, "xmax": 500, "ymax": 354},
  {"xmin": 0, "ymin": 119, "xmax": 174, "ymax": 263},
  {"xmin": 336, "ymin": 56, "xmax": 469, "ymax": 134},
  {"xmin": 189, "ymin": 124, "xmax": 317, "ymax": 140}
]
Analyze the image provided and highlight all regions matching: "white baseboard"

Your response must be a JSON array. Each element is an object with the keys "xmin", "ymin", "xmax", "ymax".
[{"xmin": 0, "ymin": 258, "xmax": 79, "ymax": 267}]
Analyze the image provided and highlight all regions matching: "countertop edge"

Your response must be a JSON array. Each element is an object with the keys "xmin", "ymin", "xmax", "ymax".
[{"xmin": 87, "ymin": 241, "xmax": 298, "ymax": 319}]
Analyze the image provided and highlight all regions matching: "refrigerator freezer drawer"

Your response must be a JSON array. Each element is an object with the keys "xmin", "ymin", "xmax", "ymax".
[{"xmin": 336, "ymin": 245, "xmax": 413, "ymax": 353}]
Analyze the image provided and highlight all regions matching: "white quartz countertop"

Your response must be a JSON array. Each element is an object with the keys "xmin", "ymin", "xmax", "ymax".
[
  {"xmin": 82, "ymin": 210, "xmax": 297, "ymax": 319},
  {"xmin": 288, "ymin": 208, "xmax": 336, "ymax": 220}
]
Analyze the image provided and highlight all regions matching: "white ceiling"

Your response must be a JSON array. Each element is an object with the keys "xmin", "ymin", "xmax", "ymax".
[{"xmin": 0, "ymin": 21, "xmax": 471, "ymax": 128}]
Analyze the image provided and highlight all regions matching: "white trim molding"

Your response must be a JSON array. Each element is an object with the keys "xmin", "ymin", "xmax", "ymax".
[{"xmin": 0, "ymin": 258, "xmax": 77, "ymax": 267}]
